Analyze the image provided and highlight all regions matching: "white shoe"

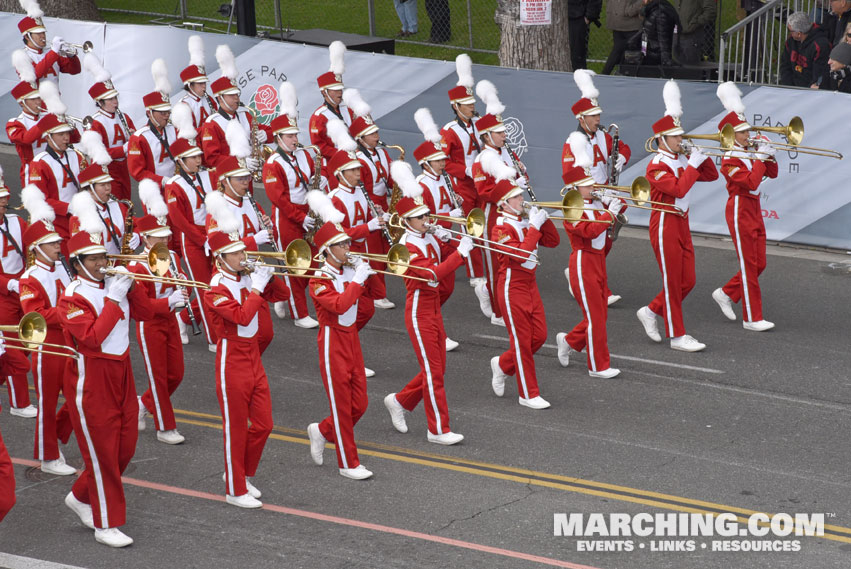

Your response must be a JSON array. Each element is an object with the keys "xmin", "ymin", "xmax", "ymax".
[
  {"xmin": 518, "ymin": 396, "xmax": 551, "ymax": 410},
  {"xmin": 94, "ymin": 527, "xmax": 134, "ymax": 548},
  {"xmin": 607, "ymin": 294, "xmax": 622, "ymax": 306},
  {"xmin": 427, "ymin": 431, "xmax": 464, "ymax": 445},
  {"xmin": 383, "ymin": 393, "xmax": 408, "ymax": 433},
  {"xmin": 636, "ymin": 306, "xmax": 662, "ymax": 343},
  {"xmin": 137, "ymin": 397, "xmax": 147, "ymax": 431},
  {"xmin": 469, "ymin": 277, "xmax": 486, "ymax": 288},
  {"xmin": 364, "ymin": 367, "xmax": 375, "ymax": 378},
  {"xmin": 564, "ymin": 268, "xmax": 574, "ymax": 298},
  {"xmin": 177, "ymin": 317, "xmax": 189, "ymax": 345},
  {"xmin": 208, "ymin": 343, "xmax": 217, "ymax": 353},
  {"xmin": 42, "ymin": 453, "xmax": 76, "ymax": 476},
  {"xmin": 670, "ymin": 334, "xmax": 706, "ymax": 352},
  {"xmin": 156, "ymin": 429, "xmax": 185, "ymax": 445},
  {"xmin": 445, "ymin": 337, "xmax": 459, "ymax": 352},
  {"xmin": 555, "ymin": 332, "xmax": 572, "ymax": 367},
  {"xmin": 246, "ymin": 478, "xmax": 262, "ymax": 499},
  {"xmin": 712, "ymin": 288, "xmax": 736, "ymax": 321},
  {"xmin": 273, "ymin": 301, "xmax": 289, "ymax": 319},
  {"xmin": 339, "ymin": 465, "xmax": 373, "ymax": 480},
  {"xmin": 589, "ymin": 367, "xmax": 621, "ymax": 379},
  {"xmin": 9, "ymin": 404, "xmax": 37, "ymax": 418},
  {"xmin": 743, "ymin": 319, "xmax": 774, "ymax": 332},
  {"xmin": 294, "ymin": 315, "xmax": 319, "ymax": 329},
  {"xmin": 65, "ymin": 492, "xmax": 95, "ymax": 529},
  {"xmin": 474, "ymin": 282, "xmax": 493, "ymax": 318},
  {"xmin": 490, "ymin": 315, "xmax": 505, "ymax": 327},
  {"xmin": 307, "ymin": 423, "xmax": 325, "ymax": 465},
  {"xmin": 226, "ymin": 493, "xmax": 263, "ymax": 509},
  {"xmin": 374, "ymin": 297, "xmax": 396, "ymax": 309},
  {"xmin": 490, "ymin": 356, "xmax": 507, "ymax": 397}
]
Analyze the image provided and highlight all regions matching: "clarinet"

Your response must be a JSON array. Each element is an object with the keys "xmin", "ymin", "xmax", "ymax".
[
  {"xmin": 604, "ymin": 124, "xmax": 628, "ymax": 242},
  {"xmin": 246, "ymin": 192, "xmax": 280, "ymax": 254},
  {"xmin": 167, "ymin": 251, "xmax": 202, "ymax": 336},
  {"xmin": 58, "ymin": 253, "xmax": 74, "ymax": 280},
  {"xmin": 505, "ymin": 145, "xmax": 536, "ymax": 201},
  {"xmin": 359, "ymin": 184, "xmax": 394, "ymax": 245},
  {"xmin": 116, "ymin": 108, "xmax": 134, "ymax": 137}
]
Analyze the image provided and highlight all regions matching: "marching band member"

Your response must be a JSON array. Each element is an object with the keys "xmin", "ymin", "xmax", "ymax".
[
  {"xmin": 262, "ymin": 82, "xmax": 321, "ymax": 328},
  {"xmin": 132, "ymin": 181, "xmax": 190, "ymax": 445},
  {"xmin": 199, "ymin": 45, "xmax": 271, "ymax": 172},
  {"xmin": 563, "ymin": 70, "xmax": 632, "ymax": 306},
  {"xmin": 16, "ymin": 0, "xmax": 81, "ymax": 85},
  {"xmin": 178, "ymin": 35, "xmax": 217, "ymax": 129},
  {"xmin": 0, "ymin": 338, "xmax": 32, "ymax": 522},
  {"xmin": 306, "ymin": 211, "xmax": 377, "ymax": 480},
  {"xmin": 441, "ymin": 54, "xmax": 486, "ymax": 291},
  {"xmin": 489, "ymin": 178, "xmax": 560, "ymax": 410},
  {"xmin": 0, "ymin": 171, "xmax": 36, "ymax": 418},
  {"xmin": 59, "ymin": 204, "xmax": 157, "ymax": 548},
  {"xmin": 381, "ymin": 162, "xmax": 472, "ymax": 444},
  {"xmin": 711, "ymin": 83, "xmax": 779, "ymax": 332},
  {"xmin": 204, "ymin": 214, "xmax": 289, "ymax": 508},
  {"xmin": 166, "ymin": 103, "xmax": 217, "ymax": 349},
  {"xmin": 309, "ymin": 41, "xmax": 355, "ymax": 183},
  {"xmin": 25, "ymin": 82, "xmax": 84, "ymax": 247},
  {"xmin": 128, "ymin": 59, "xmax": 177, "ymax": 189},
  {"xmin": 7, "ymin": 52, "xmax": 44, "ymax": 186},
  {"xmin": 636, "ymin": 80, "xmax": 718, "ymax": 352},
  {"xmin": 82, "ymin": 53, "xmax": 135, "ymax": 201},
  {"xmin": 20, "ymin": 185, "xmax": 75, "ymax": 473},
  {"xmin": 556, "ymin": 134, "xmax": 625, "ymax": 379}
]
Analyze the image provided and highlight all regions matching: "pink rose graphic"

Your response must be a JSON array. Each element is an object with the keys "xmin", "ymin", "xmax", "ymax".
[{"xmin": 253, "ymin": 84, "xmax": 279, "ymax": 116}]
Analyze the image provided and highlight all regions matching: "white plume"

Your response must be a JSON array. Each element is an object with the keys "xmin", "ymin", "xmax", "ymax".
[
  {"xmin": 215, "ymin": 44, "xmax": 238, "ymax": 80},
  {"xmin": 390, "ymin": 161, "xmax": 422, "ymax": 199},
  {"xmin": 342, "ymin": 88, "xmax": 371, "ymax": 118},
  {"xmin": 307, "ymin": 190, "xmax": 344, "ymax": 223},
  {"xmin": 414, "ymin": 108, "xmax": 441, "ymax": 143},
  {"xmin": 278, "ymin": 81, "xmax": 298, "ymax": 117},
  {"xmin": 139, "ymin": 179, "xmax": 168, "ymax": 218},
  {"xmin": 83, "ymin": 53, "xmax": 111, "ymax": 83},
  {"xmin": 716, "ymin": 81, "xmax": 745, "ymax": 114},
  {"xmin": 38, "ymin": 80, "xmax": 66, "ymax": 116},
  {"xmin": 480, "ymin": 151, "xmax": 516, "ymax": 181},
  {"xmin": 567, "ymin": 132, "xmax": 592, "ymax": 170},
  {"xmin": 326, "ymin": 118, "xmax": 356, "ymax": 152},
  {"xmin": 69, "ymin": 191, "xmax": 102, "ymax": 235},
  {"xmin": 12, "ymin": 49, "xmax": 36, "ymax": 84},
  {"xmin": 171, "ymin": 102, "xmax": 197, "ymax": 140},
  {"xmin": 475, "ymin": 80, "xmax": 505, "ymax": 116},
  {"xmin": 21, "ymin": 184, "xmax": 55, "ymax": 224},
  {"xmin": 328, "ymin": 41, "xmax": 346, "ymax": 75},
  {"xmin": 225, "ymin": 119, "xmax": 251, "ymax": 159},
  {"xmin": 205, "ymin": 191, "xmax": 241, "ymax": 234},
  {"xmin": 663, "ymin": 80, "xmax": 683, "ymax": 118},
  {"xmin": 19, "ymin": 0, "xmax": 43, "ymax": 18},
  {"xmin": 188, "ymin": 35, "xmax": 205, "ymax": 67},
  {"xmin": 573, "ymin": 69, "xmax": 599, "ymax": 100},
  {"xmin": 151, "ymin": 58, "xmax": 172, "ymax": 94},
  {"xmin": 78, "ymin": 130, "xmax": 112, "ymax": 166},
  {"xmin": 455, "ymin": 54, "xmax": 474, "ymax": 88}
]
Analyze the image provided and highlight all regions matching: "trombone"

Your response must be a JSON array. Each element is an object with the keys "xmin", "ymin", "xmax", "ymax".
[
  {"xmin": 313, "ymin": 244, "xmax": 438, "ymax": 283},
  {"xmin": 750, "ymin": 117, "xmax": 842, "ymax": 159},
  {"xmin": 0, "ymin": 313, "xmax": 80, "ymax": 359},
  {"xmin": 592, "ymin": 176, "xmax": 685, "ymax": 217},
  {"xmin": 644, "ymin": 124, "xmax": 736, "ymax": 157},
  {"xmin": 104, "ymin": 243, "xmax": 211, "ymax": 289},
  {"xmin": 530, "ymin": 191, "xmax": 613, "ymax": 224},
  {"xmin": 243, "ymin": 239, "xmax": 334, "ymax": 280}
]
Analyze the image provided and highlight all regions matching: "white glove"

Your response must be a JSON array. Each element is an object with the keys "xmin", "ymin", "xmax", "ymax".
[
  {"xmin": 434, "ymin": 227, "xmax": 451, "ymax": 242},
  {"xmin": 167, "ymin": 288, "xmax": 188, "ymax": 310},
  {"xmin": 302, "ymin": 215, "xmax": 316, "ymax": 232},
  {"xmin": 530, "ymin": 207, "xmax": 549, "ymax": 230},
  {"xmin": 515, "ymin": 176, "xmax": 529, "ymax": 189},
  {"xmin": 352, "ymin": 262, "xmax": 374, "ymax": 285},
  {"xmin": 687, "ymin": 148, "xmax": 707, "ymax": 168},
  {"xmin": 757, "ymin": 142, "xmax": 776, "ymax": 158},
  {"xmin": 456, "ymin": 236, "xmax": 474, "ymax": 258},
  {"xmin": 615, "ymin": 154, "xmax": 627, "ymax": 172},
  {"xmin": 249, "ymin": 264, "xmax": 274, "ymax": 293},
  {"xmin": 0, "ymin": 339, "xmax": 5, "ymax": 357},
  {"xmin": 51, "ymin": 36, "xmax": 64, "ymax": 54},
  {"xmin": 7, "ymin": 279, "xmax": 19, "ymax": 294},
  {"xmin": 381, "ymin": 211, "xmax": 391, "ymax": 222},
  {"xmin": 607, "ymin": 198, "xmax": 626, "ymax": 216},
  {"xmin": 367, "ymin": 217, "xmax": 381, "ymax": 232},
  {"xmin": 464, "ymin": 165, "xmax": 473, "ymax": 179},
  {"xmin": 256, "ymin": 130, "xmax": 268, "ymax": 144},
  {"xmin": 128, "ymin": 233, "xmax": 140, "ymax": 251},
  {"xmin": 105, "ymin": 270, "xmax": 133, "ymax": 303},
  {"xmin": 252, "ymin": 229, "xmax": 269, "ymax": 246},
  {"xmin": 244, "ymin": 157, "xmax": 261, "ymax": 172},
  {"xmin": 449, "ymin": 208, "xmax": 463, "ymax": 219},
  {"xmin": 598, "ymin": 193, "xmax": 614, "ymax": 207},
  {"xmin": 319, "ymin": 176, "xmax": 329, "ymax": 192},
  {"xmin": 122, "ymin": 141, "xmax": 129, "ymax": 157}
]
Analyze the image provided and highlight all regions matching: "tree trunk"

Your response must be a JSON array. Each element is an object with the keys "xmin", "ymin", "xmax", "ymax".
[
  {"xmin": 0, "ymin": 0, "xmax": 101, "ymax": 21},
  {"xmin": 495, "ymin": 0, "xmax": 571, "ymax": 71}
]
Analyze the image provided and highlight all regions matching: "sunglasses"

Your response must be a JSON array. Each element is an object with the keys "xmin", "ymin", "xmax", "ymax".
[{"xmin": 410, "ymin": 213, "xmax": 428, "ymax": 220}]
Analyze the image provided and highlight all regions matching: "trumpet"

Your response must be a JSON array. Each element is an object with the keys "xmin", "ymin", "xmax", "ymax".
[
  {"xmin": 63, "ymin": 114, "xmax": 93, "ymax": 129},
  {"xmin": 0, "ymin": 312, "xmax": 80, "ymax": 359},
  {"xmin": 592, "ymin": 176, "xmax": 685, "ymax": 217},
  {"xmin": 59, "ymin": 40, "xmax": 93, "ymax": 57},
  {"xmin": 529, "ymin": 192, "xmax": 613, "ymax": 225},
  {"xmin": 243, "ymin": 239, "xmax": 334, "ymax": 280},
  {"xmin": 750, "ymin": 117, "xmax": 842, "ymax": 159}
]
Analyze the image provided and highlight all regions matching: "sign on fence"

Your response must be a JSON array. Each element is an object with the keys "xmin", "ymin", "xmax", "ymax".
[{"xmin": 520, "ymin": 0, "xmax": 552, "ymax": 26}]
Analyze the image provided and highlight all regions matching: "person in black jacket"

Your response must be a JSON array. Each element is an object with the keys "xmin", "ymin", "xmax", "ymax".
[
  {"xmin": 779, "ymin": 12, "xmax": 831, "ymax": 88},
  {"xmin": 638, "ymin": 0, "xmax": 680, "ymax": 66},
  {"xmin": 820, "ymin": 41, "xmax": 851, "ymax": 92},
  {"xmin": 824, "ymin": 0, "xmax": 851, "ymax": 45},
  {"xmin": 568, "ymin": 0, "xmax": 603, "ymax": 70}
]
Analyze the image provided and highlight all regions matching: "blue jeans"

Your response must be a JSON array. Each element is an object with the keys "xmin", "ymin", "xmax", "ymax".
[{"xmin": 395, "ymin": 0, "xmax": 418, "ymax": 33}]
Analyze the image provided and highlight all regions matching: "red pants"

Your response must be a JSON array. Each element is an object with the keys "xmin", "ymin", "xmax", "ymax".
[
  {"xmin": 33, "ymin": 348, "xmax": 72, "ymax": 460},
  {"xmin": 0, "ymin": 294, "xmax": 31, "ymax": 409},
  {"xmin": 276, "ymin": 220, "xmax": 316, "ymax": 321},
  {"xmin": 180, "ymin": 234, "xmax": 216, "ymax": 345},
  {"xmin": 67, "ymin": 355, "xmax": 138, "ymax": 529},
  {"xmin": 648, "ymin": 212, "xmax": 696, "ymax": 338},
  {"xmin": 566, "ymin": 250, "xmax": 611, "ymax": 372},
  {"xmin": 496, "ymin": 269, "xmax": 546, "ymax": 399},
  {"xmin": 216, "ymin": 338, "xmax": 272, "ymax": 497},
  {"xmin": 108, "ymin": 161, "xmax": 132, "ymax": 202},
  {"xmin": 317, "ymin": 326, "xmax": 368, "ymax": 469},
  {"xmin": 722, "ymin": 196, "xmax": 766, "ymax": 322},
  {"xmin": 603, "ymin": 238, "xmax": 614, "ymax": 298},
  {"xmin": 480, "ymin": 202, "xmax": 503, "ymax": 319},
  {"xmin": 396, "ymin": 290, "xmax": 451, "ymax": 435},
  {"xmin": 458, "ymin": 186, "xmax": 484, "ymax": 279},
  {"xmin": 0, "ymin": 427, "xmax": 14, "ymax": 522},
  {"xmin": 137, "ymin": 317, "xmax": 185, "ymax": 431}
]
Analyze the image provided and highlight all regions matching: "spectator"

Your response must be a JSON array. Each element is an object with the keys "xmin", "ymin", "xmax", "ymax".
[
  {"xmin": 394, "ymin": 0, "xmax": 418, "ymax": 37},
  {"xmin": 602, "ymin": 0, "xmax": 644, "ymax": 74},
  {"xmin": 639, "ymin": 0, "xmax": 681, "ymax": 66},
  {"xmin": 820, "ymin": 41, "xmax": 851, "ymax": 92},
  {"xmin": 568, "ymin": 0, "xmax": 603, "ymax": 70},
  {"xmin": 672, "ymin": 0, "xmax": 716, "ymax": 63},
  {"xmin": 425, "ymin": 0, "xmax": 450, "ymax": 43},
  {"xmin": 779, "ymin": 12, "xmax": 830, "ymax": 88},
  {"xmin": 825, "ymin": 0, "xmax": 851, "ymax": 45},
  {"xmin": 809, "ymin": 0, "xmax": 830, "ymax": 25},
  {"xmin": 844, "ymin": 20, "xmax": 851, "ymax": 44}
]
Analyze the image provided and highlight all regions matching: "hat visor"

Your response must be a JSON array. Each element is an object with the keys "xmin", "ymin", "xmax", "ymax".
[
  {"xmin": 419, "ymin": 151, "xmax": 448, "ymax": 163},
  {"xmin": 215, "ymin": 240, "xmax": 246, "ymax": 255},
  {"xmin": 272, "ymin": 126, "xmax": 299, "ymax": 135},
  {"xmin": 221, "ymin": 166, "xmax": 251, "ymax": 178},
  {"xmin": 184, "ymin": 75, "xmax": 208, "ymax": 85},
  {"xmin": 657, "ymin": 127, "xmax": 685, "ymax": 137},
  {"xmin": 451, "ymin": 95, "xmax": 476, "ymax": 105},
  {"xmin": 19, "ymin": 90, "xmax": 41, "ymax": 101},
  {"xmin": 24, "ymin": 25, "xmax": 47, "ymax": 33},
  {"xmin": 0, "ymin": 188, "xmax": 10, "ymax": 198},
  {"xmin": 31, "ymin": 233, "xmax": 63, "ymax": 247},
  {"xmin": 72, "ymin": 244, "xmax": 108, "ymax": 257},
  {"xmin": 402, "ymin": 204, "xmax": 430, "ymax": 218},
  {"xmin": 215, "ymin": 86, "xmax": 241, "ymax": 96},
  {"xmin": 733, "ymin": 122, "xmax": 752, "ymax": 133},
  {"xmin": 354, "ymin": 125, "xmax": 379, "ymax": 138},
  {"xmin": 176, "ymin": 146, "xmax": 204, "ymax": 159},
  {"xmin": 335, "ymin": 160, "xmax": 361, "ymax": 175},
  {"xmin": 94, "ymin": 89, "xmax": 119, "ymax": 101},
  {"xmin": 147, "ymin": 102, "xmax": 172, "ymax": 111},
  {"xmin": 46, "ymin": 123, "xmax": 73, "ymax": 134},
  {"xmin": 141, "ymin": 227, "xmax": 172, "ymax": 238},
  {"xmin": 323, "ymin": 83, "xmax": 344, "ymax": 91},
  {"xmin": 499, "ymin": 187, "xmax": 525, "ymax": 202},
  {"xmin": 574, "ymin": 176, "xmax": 595, "ymax": 187},
  {"xmin": 319, "ymin": 231, "xmax": 350, "ymax": 253},
  {"xmin": 84, "ymin": 173, "xmax": 114, "ymax": 186},
  {"xmin": 578, "ymin": 107, "xmax": 603, "ymax": 117},
  {"xmin": 483, "ymin": 124, "xmax": 506, "ymax": 133}
]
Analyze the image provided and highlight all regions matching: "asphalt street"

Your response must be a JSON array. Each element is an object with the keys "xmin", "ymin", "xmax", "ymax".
[{"xmin": 0, "ymin": 147, "xmax": 850, "ymax": 569}]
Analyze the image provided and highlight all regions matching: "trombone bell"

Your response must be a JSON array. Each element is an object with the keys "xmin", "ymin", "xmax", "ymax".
[{"xmin": 0, "ymin": 312, "xmax": 48, "ymax": 348}]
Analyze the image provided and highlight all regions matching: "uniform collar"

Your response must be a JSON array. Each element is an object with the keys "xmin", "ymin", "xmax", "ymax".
[
  {"xmin": 100, "ymin": 109, "xmax": 115, "ymax": 119},
  {"xmin": 501, "ymin": 210, "xmax": 522, "ymax": 222},
  {"xmin": 405, "ymin": 227, "xmax": 427, "ymax": 239},
  {"xmin": 25, "ymin": 45, "xmax": 43, "ymax": 56},
  {"xmin": 422, "ymin": 169, "xmax": 440, "ymax": 181},
  {"xmin": 186, "ymin": 92, "xmax": 201, "ymax": 102},
  {"xmin": 223, "ymin": 193, "xmax": 243, "ymax": 207},
  {"xmin": 658, "ymin": 148, "xmax": 677, "ymax": 159},
  {"xmin": 336, "ymin": 182, "xmax": 356, "ymax": 193},
  {"xmin": 78, "ymin": 275, "xmax": 105, "ymax": 289},
  {"xmin": 221, "ymin": 268, "xmax": 241, "ymax": 282},
  {"xmin": 21, "ymin": 108, "xmax": 39, "ymax": 120},
  {"xmin": 34, "ymin": 258, "xmax": 55, "ymax": 272},
  {"xmin": 323, "ymin": 262, "xmax": 344, "ymax": 276}
]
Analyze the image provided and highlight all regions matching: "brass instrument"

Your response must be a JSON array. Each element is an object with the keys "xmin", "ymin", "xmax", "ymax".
[
  {"xmin": 377, "ymin": 141, "xmax": 405, "ymax": 160},
  {"xmin": 242, "ymin": 104, "xmax": 274, "ymax": 181},
  {"xmin": 644, "ymin": 124, "xmax": 735, "ymax": 156},
  {"xmin": 64, "ymin": 114, "xmax": 94, "ymax": 129},
  {"xmin": 524, "ymin": 194, "xmax": 612, "ymax": 224},
  {"xmin": 295, "ymin": 143, "xmax": 325, "ymax": 245},
  {"xmin": 115, "ymin": 196, "xmax": 135, "ymax": 259},
  {"xmin": 99, "ymin": 267, "xmax": 211, "ymax": 289},
  {"xmin": 313, "ymin": 244, "xmax": 439, "ymax": 284},
  {"xmin": 0, "ymin": 313, "xmax": 80, "ymax": 359},
  {"xmin": 59, "ymin": 40, "xmax": 93, "ymax": 57},
  {"xmin": 591, "ymin": 176, "xmax": 685, "ymax": 217},
  {"xmin": 102, "ymin": 244, "xmax": 210, "ymax": 289},
  {"xmin": 243, "ymin": 239, "xmax": 332, "ymax": 280},
  {"xmin": 750, "ymin": 117, "xmax": 842, "ymax": 159}
]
